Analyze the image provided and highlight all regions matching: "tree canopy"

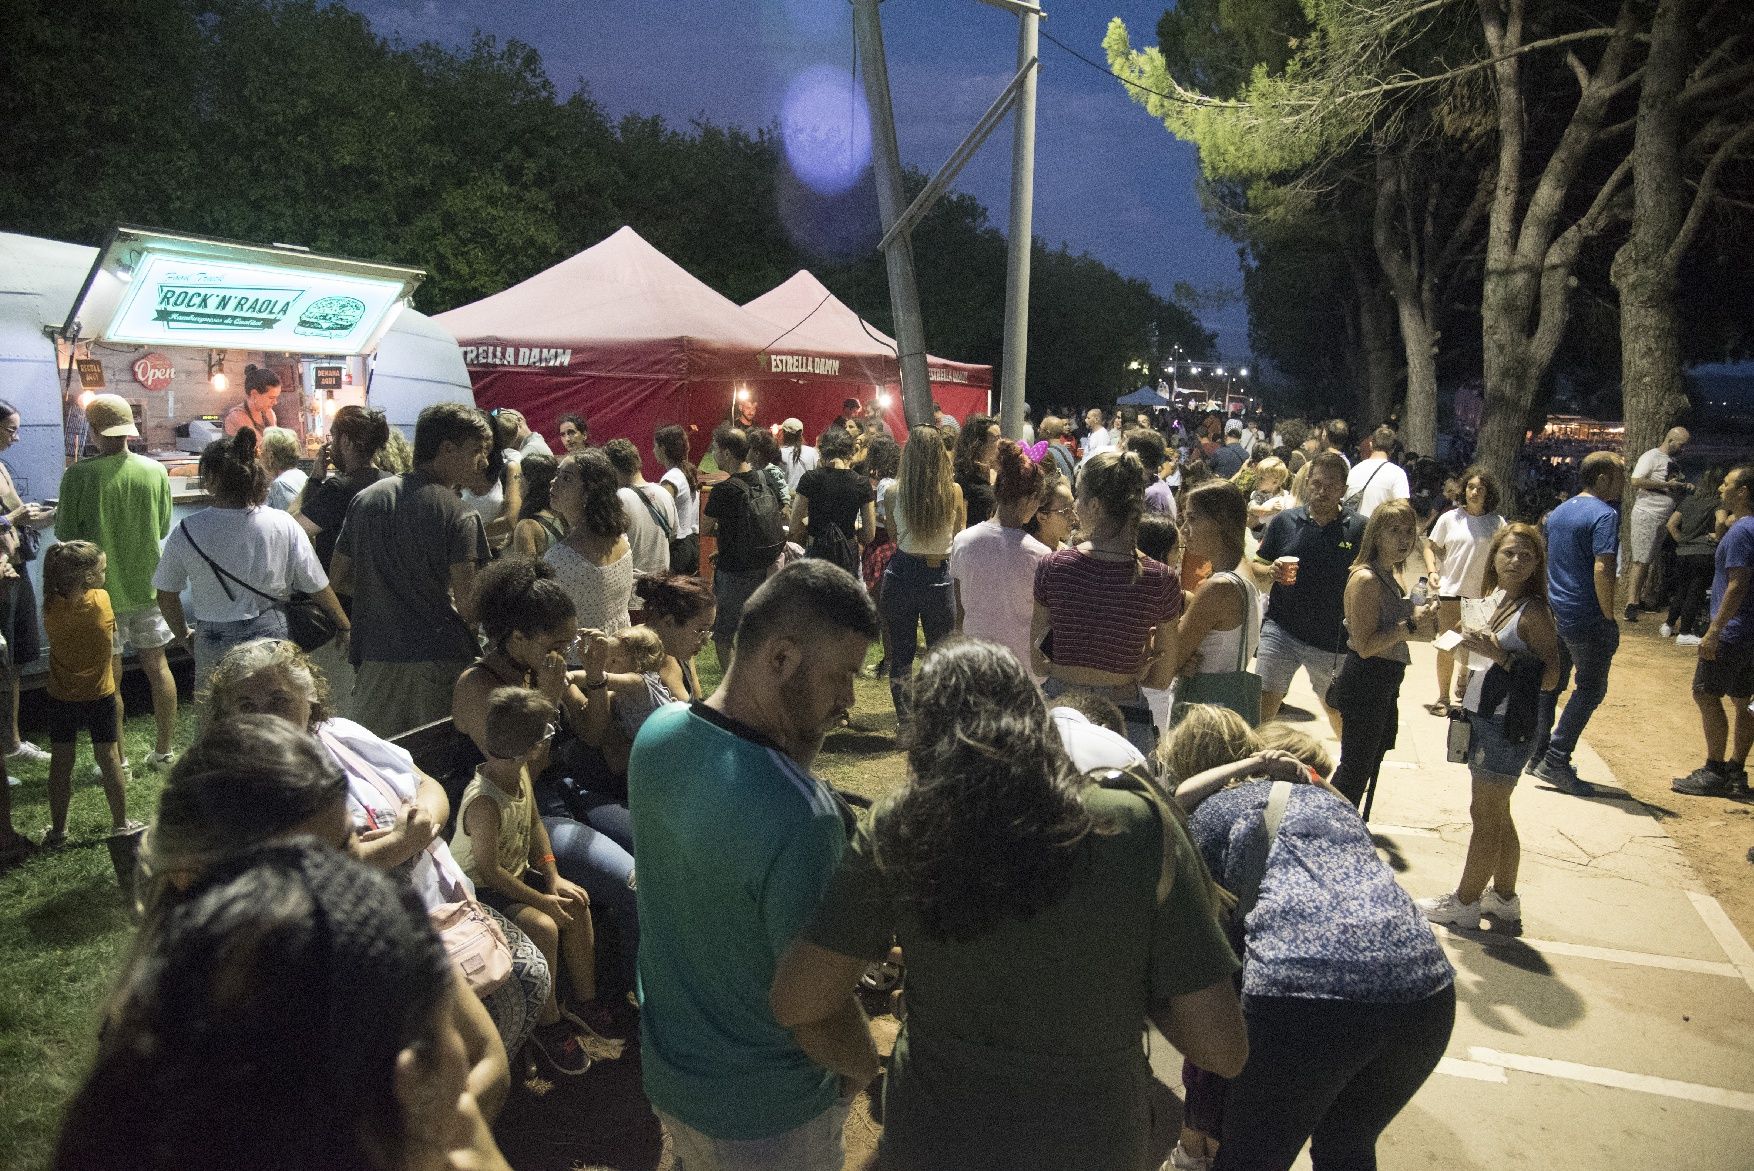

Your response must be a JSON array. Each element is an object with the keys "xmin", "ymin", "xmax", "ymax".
[{"xmin": 0, "ymin": 0, "xmax": 1213, "ymax": 405}]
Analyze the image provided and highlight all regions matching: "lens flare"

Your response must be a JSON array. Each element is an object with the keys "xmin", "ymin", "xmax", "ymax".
[{"xmin": 781, "ymin": 65, "xmax": 871, "ymax": 195}]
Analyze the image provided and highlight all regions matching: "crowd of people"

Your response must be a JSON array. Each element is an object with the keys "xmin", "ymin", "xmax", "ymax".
[{"xmin": 2, "ymin": 386, "xmax": 1748, "ymax": 1171}]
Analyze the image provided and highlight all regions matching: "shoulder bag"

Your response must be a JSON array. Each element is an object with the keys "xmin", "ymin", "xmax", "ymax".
[
  {"xmin": 178, "ymin": 520, "xmax": 337, "ymax": 653},
  {"xmin": 322, "ymin": 727, "xmax": 513, "ymax": 996},
  {"xmin": 1341, "ymin": 460, "xmax": 1385, "ymax": 513},
  {"xmin": 634, "ymin": 484, "xmax": 674, "ymax": 540},
  {"xmin": 1172, "ymin": 571, "xmax": 1263, "ymax": 726}
]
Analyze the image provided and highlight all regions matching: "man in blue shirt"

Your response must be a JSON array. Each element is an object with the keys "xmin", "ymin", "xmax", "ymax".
[
  {"xmin": 1531, "ymin": 451, "xmax": 1625, "ymax": 796},
  {"xmin": 629, "ymin": 560, "xmax": 881, "ymax": 1169},
  {"xmin": 1674, "ymin": 464, "xmax": 1754, "ymax": 797}
]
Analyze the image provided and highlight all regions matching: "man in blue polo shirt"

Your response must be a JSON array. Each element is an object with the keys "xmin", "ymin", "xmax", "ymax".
[
  {"xmin": 1674, "ymin": 464, "xmax": 1754, "ymax": 797},
  {"xmin": 629, "ymin": 560, "xmax": 881, "ymax": 1170},
  {"xmin": 1252, "ymin": 451, "xmax": 1363, "ymax": 736},
  {"xmin": 1530, "ymin": 450, "xmax": 1625, "ymax": 795}
]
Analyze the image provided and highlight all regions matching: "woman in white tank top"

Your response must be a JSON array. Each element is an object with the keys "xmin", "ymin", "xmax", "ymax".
[{"xmin": 1171, "ymin": 482, "xmax": 1261, "ymax": 711}]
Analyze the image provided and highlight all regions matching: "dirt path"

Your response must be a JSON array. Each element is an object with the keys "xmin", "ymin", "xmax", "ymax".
[{"xmin": 1583, "ymin": 620, "xmax": 1754, "ymax": 940}]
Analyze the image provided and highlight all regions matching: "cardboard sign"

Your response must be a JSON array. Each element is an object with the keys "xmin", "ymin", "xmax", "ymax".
[
  {"xmin": 76, "ymin": 359, "xmax": 106, "ymax": 389},
  {"xmin": 314, "ymin": 366, "xmax": 343, "ymax": 390}
]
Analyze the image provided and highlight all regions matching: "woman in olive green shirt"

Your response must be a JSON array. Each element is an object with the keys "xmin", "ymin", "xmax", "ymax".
[{"xmin": 772, "ymin": 639, "xmax": 1246, "ymax": 1171}]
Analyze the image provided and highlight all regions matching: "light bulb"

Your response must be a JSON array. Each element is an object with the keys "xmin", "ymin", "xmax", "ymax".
[{"xmin": 210, "ymin": 371, "xmax": 228, "ymax": 392}]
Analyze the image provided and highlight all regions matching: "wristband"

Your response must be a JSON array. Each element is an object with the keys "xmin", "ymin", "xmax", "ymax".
[
  {"xmin": 584, "ymin": 677, "xmax": 607, "ymax": 690},
  {"xmin": 540, "ymin": 853, "xmax": 557, "ymax": 866}
]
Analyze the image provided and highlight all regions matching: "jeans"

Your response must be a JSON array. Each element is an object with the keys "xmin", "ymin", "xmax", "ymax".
[
  {"xmin": 1534, "ymin": 620, "xmax": 1619, "ymax": 768},
  {"xmin": 1329, "ymin": 656, "xmax": 1406, "ymax": 811},
  {"xmin": 655, "ymin": 1099, "xmax": 848, "ymax": 1171},
  {"xmin": 1666, "ymin": 554, "xmax": 1715, "ymax": 636},
  {"xmin": 543, "ymin": 815, "xmax": 639, "ymax": 998},
  {"xmin": 1214, "ymin": 986, "xmax": 1455, "ymax": 1171},
  {"xmin": 193, "ymin": 609, "xmax": 288, "ymax": 686},
  {"xmin": 881, "ymin": 552, "xmax": 955, "ymax": 718}
]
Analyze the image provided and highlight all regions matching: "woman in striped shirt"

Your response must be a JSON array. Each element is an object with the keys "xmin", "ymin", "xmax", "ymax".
[{"xmin": 1032, "ymin": 449, "xmax": 1182, "ymax": 754}]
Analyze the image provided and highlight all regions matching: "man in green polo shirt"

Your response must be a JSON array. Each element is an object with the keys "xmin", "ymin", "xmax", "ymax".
[
  {"xmin": 629, "ymin": 560, "xmax": 880, "ymax": 1170},
  {"xmin": 55, "ymin": 395, "xmax": 177, "ymax": 768}
]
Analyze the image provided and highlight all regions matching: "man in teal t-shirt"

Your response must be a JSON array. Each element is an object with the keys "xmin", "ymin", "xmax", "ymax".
[
  {"xmin": 54, "ymin": 395, "xmax": 177, "ymax": 765},
  {"xmin": 629, "ymin": 561, "xmax": 880, "ymax": 1169}
]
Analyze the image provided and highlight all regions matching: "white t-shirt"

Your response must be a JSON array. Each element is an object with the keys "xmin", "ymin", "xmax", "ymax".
[
  {"xmin": 619, "ymin": 484, "xmax": 677, "ymax": 576},
  {"xmin": 948, "ymin": 520, "xmax": 1050, "ymax": 678},
  {"xmin": 319, "ymin": 718, "xmax": 471, "ymax": 911},
  {"xmin": 1632, "ymin": 447, "xmax": 1677, "ymax": 517},
  {"xmin": 267, "ymin": 467, "xmax": 308, "ymax": 512},
  {"xmin": 153, "ymin": 506, "xmax": 327, "ymax": 622},
  {"xmin": 1051, "ymin": 706, "xmax": 1146, "ymax": 773},
  {"xmin": 1344, "ymin": 457, "xmax": 1410, "ymax": 518},
  {"xmin": 661, "ymin": 467, "xmax": 699, "ymax": 538},
  {"xmin": 1081, "ymin": 426, "xmax": 1113, "ymax": 461},
  {"xmin": 779, "ymin": 445, "xmax": 819, "ymax": 494},
  {"xmin": 1428, "ymin": 508, "xmax": 1505, "ymax": 597}
]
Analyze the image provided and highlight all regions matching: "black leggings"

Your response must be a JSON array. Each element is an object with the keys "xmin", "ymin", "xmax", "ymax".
[
  {"xmin": 1214, "ymin": 986, "xmax": 1456, "ymax": 1171},
  {"xmin": 1330, "ymin": 657, "xmax": 1407, "ymax": 810},
  {"xmin": 1666, "ymin": 554, "xmax": 1714, "ymax": 636}
]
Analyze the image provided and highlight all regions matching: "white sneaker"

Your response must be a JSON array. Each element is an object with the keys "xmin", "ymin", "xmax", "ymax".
[
  {"xmin": 1676, "ymin": 634, "xmax": 1703, "ymax": 647},
  {"xmin": 1659, "ymin": 623, "xmax": 1673, "ymax": 638},
  {"xmin": 7, "ymin": 741, "xmax": 49, "ymax": 764},
  {"xmin": 1481, "ymin": 887, "xmax": 1522, "ymax": 923},
  {"xmin": 1416, "ymin": 892, "xmax": 1481, "ymax": 928},
  {"xmin": 144, "ymin": 751, "xmax": 176, "ymax": 772},
  {"xmin": 1165, "ymin": 1145, "xmax": 1212, "ymax": 1171}
]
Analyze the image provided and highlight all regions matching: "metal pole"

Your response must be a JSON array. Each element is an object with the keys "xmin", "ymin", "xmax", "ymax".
[
  {"xmin": 998, "ymin": 4, "xmax": 1040, "ymax": 440},
  {"xmin": 852, "ymin": 0, "xmax": 935, "ymax": 427}
]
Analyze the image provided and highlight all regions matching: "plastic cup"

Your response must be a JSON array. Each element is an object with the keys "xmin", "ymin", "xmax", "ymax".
[{"xmin": 1275, "ymin": 555, "xmax": 1300, "ymax": 585}]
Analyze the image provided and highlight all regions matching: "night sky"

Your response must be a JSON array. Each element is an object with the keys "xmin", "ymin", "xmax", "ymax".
[{"xmin": 343, "ymin": 0, "xmax": 1249, "ymax": 357}]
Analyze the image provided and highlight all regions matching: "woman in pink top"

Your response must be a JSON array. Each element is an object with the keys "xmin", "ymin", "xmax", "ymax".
[
  {"xmin": 1032, "ymin": 449, "xmax": 1182, "ymax": 753},
  {"xmin": 950, "ymin": 440, "xmax": 1049, "ymax": 678}
]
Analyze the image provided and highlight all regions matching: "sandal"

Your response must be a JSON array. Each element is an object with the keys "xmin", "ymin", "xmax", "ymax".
[
  {"xmin": 859, "ymin": 959, "xmax": 904, "ymax": 994},
  {"xmin": 1424, "ymin": 701, "xmax": 1450, "ymax": 717}
]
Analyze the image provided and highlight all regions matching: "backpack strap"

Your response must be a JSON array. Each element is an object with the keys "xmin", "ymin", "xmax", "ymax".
[
  {"xmin": 634, "ymin": 485, "xmax": 674, "ymax": 539},
  {"xmin": 1231, "ymin": 780, "xmax": 1292, "ymax": 920},
  {"xmin": 178, "ymin": 520, "xmax": 283, "ymax": 606}
]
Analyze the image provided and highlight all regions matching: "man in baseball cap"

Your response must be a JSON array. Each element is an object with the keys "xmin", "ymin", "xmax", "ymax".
[
  {"xmin": 1211, "ymin": 417, "xmax": 1249, "ymax": 478},
  {"xmin": 56, "ymin": 393, "xmax": 179, "ymax": 771},
  {"xmin": 85, "ymin": 394, "xmax": 139, "ymax": 438}
]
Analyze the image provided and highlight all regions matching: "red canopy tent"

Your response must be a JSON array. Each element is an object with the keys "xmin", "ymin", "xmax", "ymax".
[
  {"xmin": 742, "ymin": 270, "xmax": 991, "ymax": 442},
  {"xmin": 434, "ymin": 229, "xmax": 991, "ymax": 474}
]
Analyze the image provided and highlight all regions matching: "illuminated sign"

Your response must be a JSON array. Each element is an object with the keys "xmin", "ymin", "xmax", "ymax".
[
  {"xmin": 105, "ymin": 251, "xmax": 408, "ymax": 354},
  {"xmin": 65, "ymin": 226, "xmax": 424, "ymax": 358}
]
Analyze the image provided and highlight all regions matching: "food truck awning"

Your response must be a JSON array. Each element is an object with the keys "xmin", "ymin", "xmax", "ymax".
[{"xmin": 62, "ymin": 225, "xmax": 423, "ymax": 356}]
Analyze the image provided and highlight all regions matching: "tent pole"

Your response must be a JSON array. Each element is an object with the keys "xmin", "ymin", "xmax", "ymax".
[
  {"xmin": 852, "ymin": 0, "xmax": 934, "ymax": 428},
  {"xmin": 998, "ymin": 3, "xmax": 1040, "ymax": 441}
]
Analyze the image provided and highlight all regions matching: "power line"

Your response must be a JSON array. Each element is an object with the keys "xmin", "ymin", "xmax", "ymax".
[{"xmin": 1038, "ymin": 27, "xmax": 1222, "ymax": 109}]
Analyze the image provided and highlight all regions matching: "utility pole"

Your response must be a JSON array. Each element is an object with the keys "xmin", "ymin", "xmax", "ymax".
[
  {"xmin": 852, "ymin": 0, "xmax": 934, "ymax": 427},
  {"xmin": 853, "ymin": 0, "xmax": 1044, "ymax": 432},
  {"xmin": 998, "ymin": 3, "xmax": 1039, "ymax": 440}
]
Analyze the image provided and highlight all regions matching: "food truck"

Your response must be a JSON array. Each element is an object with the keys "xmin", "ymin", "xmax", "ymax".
[{"xmin": 0, "ymin": 226, "xmax": 474, "ymax": 667}]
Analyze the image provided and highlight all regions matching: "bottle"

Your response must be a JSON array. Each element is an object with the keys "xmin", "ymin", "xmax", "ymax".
[{"xmin": 1409, "ymin": 574, "xmax": 1429, "ymax": 608}]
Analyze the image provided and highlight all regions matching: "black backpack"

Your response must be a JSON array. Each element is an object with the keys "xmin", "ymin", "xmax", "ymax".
[{"xmin": 740, "ymin": 472, "xmax": 787, "ymax": 567}]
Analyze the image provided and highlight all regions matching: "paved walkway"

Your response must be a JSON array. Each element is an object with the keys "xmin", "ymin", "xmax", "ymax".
[{"xmin": 1150, "ymin": 641, "xmax": 1754, "ymax": 1169}]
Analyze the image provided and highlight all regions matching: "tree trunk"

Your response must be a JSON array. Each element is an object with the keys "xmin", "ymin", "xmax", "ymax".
[
  {"xmin": 1350, "ymin": 256, "xmax": 1401, "ymax": 431},
  {"xmin": 1611, "ymin": 0, "xmax": 1690, "ymax": 475},
  {"xmin": 1372, "ymin": 147, "xmax": 1440, "ymax": 455}
]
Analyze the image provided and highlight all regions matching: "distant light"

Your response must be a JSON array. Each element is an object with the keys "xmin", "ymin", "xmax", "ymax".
[
  {"xmin": 876, "ymin": 391, "xmax": 892, "ymax": 409},
  {"xmin": 210, "ymin": 371, "xmax": 228, "ymax": 392},
  {"xmin": 77, "ymin": 390, "xmax": 96, "ymax": 408},
  {"xmin": 1239, "ymin": 367, "xmax": 1249, "ymax": 377},
  {"xmin": 322, "ymin": 398, "xmax": 340, "ymax": 417},
  {"xmin": 1190, "ymin": 366, "xmax": 1201, "ymax": 375},
  {"xmin": 736, "ymin": 388, "xmax": 750, "ymax": 401},
  {"xmin": 1215, "ymin": 367, "xmax": 1226, "ymax": 376}
]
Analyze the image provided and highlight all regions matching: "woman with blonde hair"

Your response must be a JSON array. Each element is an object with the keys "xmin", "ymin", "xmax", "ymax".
[
  {"xmin": 1327, "ymin": 500, "xmax": 1438, "ymax": 811},
  {"xmin": 259, "ymin": 427, "xmax": 307, "ymax": 512},
  {"xmin": 1032, "ymin": 449, "xmax": 1181, "ymax": 754},
  {"xmin": 1171, "ymin": 700, "xmax": 1456, "ymax": 1171},
  {"xmin": 880, "ymin": 424, "xmax": 965, "ymax": 725},
  {"xmin": 1171, "ymin": 481, "xmax": 1261, "ymax": 725},
  {"xmin": 1418, "ymin": 523, "xmax": 1561, "ymax": 930}
]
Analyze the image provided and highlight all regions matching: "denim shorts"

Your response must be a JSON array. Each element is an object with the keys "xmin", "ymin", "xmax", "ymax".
[
  {"xmin": 1466, "ymin": 710, "xmax": 1527, "ymax": 782},
  {"xmin": 1255, "ymin": 619, "xmax": 1346, "ymax": 700}
]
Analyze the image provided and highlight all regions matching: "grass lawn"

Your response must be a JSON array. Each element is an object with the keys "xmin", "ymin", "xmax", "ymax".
[{"xmin": 0, "ymin": 649, "xmax": 908, "ymax": 1171}]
